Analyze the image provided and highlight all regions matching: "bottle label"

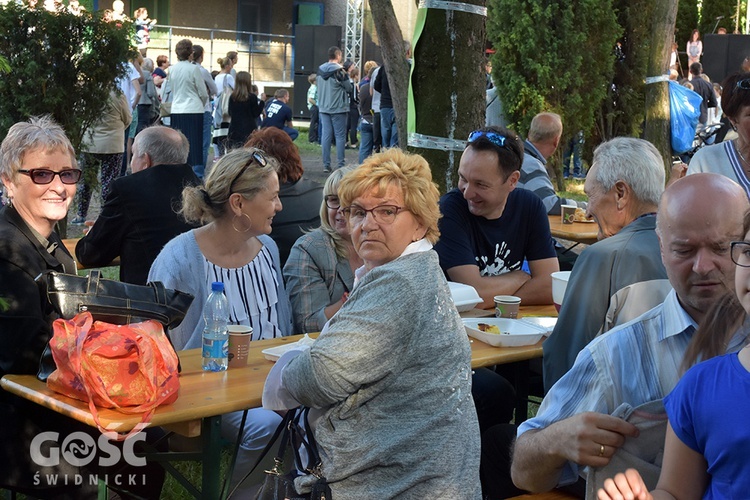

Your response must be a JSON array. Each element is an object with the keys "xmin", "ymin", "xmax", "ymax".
[{"xmin": 202, "ymin": 337, "xmax": 228, "ymax": 359}]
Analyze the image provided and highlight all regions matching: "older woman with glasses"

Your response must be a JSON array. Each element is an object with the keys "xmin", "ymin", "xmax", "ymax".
[
  {"xmin": 149, "ymin": 147, "xmax": 293, "ymax": 495},
  {"xmin": 264, "ymin": 149, "xmax": 481, "ymax": 499},
  {"xmin": 283, "ymin": 166, "xmax": 361, "ymax": 333},
  {"xmin": 688, "ymin": 72, "xmax": 750, "ymax": 199},
  {"xmin": 0, "ymin": 117, "xmax": 167, "ymax": 498}
]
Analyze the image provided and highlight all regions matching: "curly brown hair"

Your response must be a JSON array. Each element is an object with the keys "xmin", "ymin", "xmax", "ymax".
[{"xmin": 244, "ymin": 127, "xmax": 304, "ymax": 184}]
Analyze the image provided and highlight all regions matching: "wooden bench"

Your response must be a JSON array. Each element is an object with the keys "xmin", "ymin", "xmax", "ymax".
[{"xmin": 508, "ymin": 490, "xmax": 579, "ymax": 500}]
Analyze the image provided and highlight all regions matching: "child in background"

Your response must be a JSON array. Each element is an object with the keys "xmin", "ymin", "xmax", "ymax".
[
  {"xmin": 307, "ymin": 73, "xmax": 319, "ymax": 144},
  {"xmin": 134, "ymin": 7, "xmax": 157, "ymax": 56}
]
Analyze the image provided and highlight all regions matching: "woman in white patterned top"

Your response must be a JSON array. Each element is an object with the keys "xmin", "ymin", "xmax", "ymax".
[{"xmin": 148, "ymin": 147, "xmax": 293, "ymax": 495}]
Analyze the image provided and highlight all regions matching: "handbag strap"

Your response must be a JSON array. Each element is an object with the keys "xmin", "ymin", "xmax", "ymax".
[
  {"xmin": 227, "ymin": 408, "xmax": 299, "ymax": 499},
  {"xmin": 85, "ymin": 269, "xmax": 102, "ymax": 293}
]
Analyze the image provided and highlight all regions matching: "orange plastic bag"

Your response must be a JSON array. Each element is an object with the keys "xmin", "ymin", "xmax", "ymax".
[{"xmin": 47, "ymin": 311, "xmax": 180, "ymax": 438}]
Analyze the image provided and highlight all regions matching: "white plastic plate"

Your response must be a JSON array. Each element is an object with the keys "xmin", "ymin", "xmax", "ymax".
[
  {"xmin": 448, "ymin": 281, "xmax": 483, "ymax": 312},
  {"xmin": 519, "ymin": 317, "xmax": 557, "ymax": 336},
  {"xmin": 462, "ymin": 318, "xmax": 546, "ymax": 347},
  {"xmin": 261, "ymin": 334, "xmax": 315, "ymax": 361}
]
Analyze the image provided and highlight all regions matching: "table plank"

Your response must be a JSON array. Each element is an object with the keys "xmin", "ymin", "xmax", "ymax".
[
  {"xmin": 62, "ymin": 238, "xmax": 120, "ymax": 270},
  {"xmin": 548, "ymin": 215, "xmax": 598, "ymax": 245}
]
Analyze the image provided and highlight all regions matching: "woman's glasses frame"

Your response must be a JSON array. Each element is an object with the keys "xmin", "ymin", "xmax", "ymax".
[
  {"xmin": 731, "ymin": 241, "xmax": 750, "ymax": 267},
  {"xmin": 324, "ymin": 195, "xmax": 340, "ymax": 210},
  {"xmin": 342, "ymin": 204, "xmax": 406, "ymax": 225},
  {"xmin": 18, "ymin": 168, "xmax": 82, "ymax": 185}
]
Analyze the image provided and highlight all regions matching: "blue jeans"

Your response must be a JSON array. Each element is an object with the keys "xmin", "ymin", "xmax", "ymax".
[
  {"xmin": 193, "ymin": 111, "xmax": 212, "ymax": 179},
  {"xmin": 283, "ymin": 126, "xmax": 299, "ymax": 141},
  {"xmin": 562, "ymin": 137, "xmax": 582, "ymax": 176},
  {"xmin": 321, "ymin": 112, "xmax": 348, "ymax": 170},
  {"xmin": 380, "ymin": 107, "xmax": 398, "ymax": 148},
  {"xmin": 358, "ymin": 120, "xmax": 374, "ymax": 164}
]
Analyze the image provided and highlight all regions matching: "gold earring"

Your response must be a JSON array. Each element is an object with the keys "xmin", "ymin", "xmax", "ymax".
[{"xmin": 232, "ymin": 213, "xmax": 252, "ymax": 233}]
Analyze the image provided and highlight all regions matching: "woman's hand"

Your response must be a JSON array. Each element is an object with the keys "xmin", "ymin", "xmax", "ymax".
[{"xmin": 598, "ymin": 469, "xmax": 653, "ymax": 500}]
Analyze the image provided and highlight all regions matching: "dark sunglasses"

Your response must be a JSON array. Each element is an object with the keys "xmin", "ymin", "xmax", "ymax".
[
  {"xmin": 468, "ymin": 130, "xmax": 507, "ymax": 149},
  {"xmin": 18, "ymin": 168, "xmax": 82, "ymax": 185},
  {"xmin": 229, "ymin": 150, "xmax": 268, "ymax": 190}
]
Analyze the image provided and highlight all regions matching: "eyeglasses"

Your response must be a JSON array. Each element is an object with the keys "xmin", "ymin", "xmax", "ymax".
[
  {"xmin": 342, "ymin": 204, "xmax": 406, "ymax": 225},
  {"xmin": 468, "ymin": 130, "xmax": 507, "ymax": 149},
  {"xmin": 18, "ymin": 168, "xmax": 82, "ymax": 185},
  {"xmin": 229, "ymin": 150, "xmax": 268, "ymax": 190},
  {"xmin": 731, "ymin": 241, "xmax": 750, "ymax": 267},
  {"xmin": 325, "ymin": 195, "xmax": 340, "ymax": 209}
]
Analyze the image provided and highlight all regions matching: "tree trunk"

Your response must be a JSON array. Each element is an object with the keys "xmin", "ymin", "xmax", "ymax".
[
  {"xmin": 643, "ymin": 0, "xmax": 679, "ymax": 179},
  {"xmin": 408, "ymin": 1, "xmax": 487, "ymax": 193},
  {"xmin": 369, "ymin": 0, "xmax": 412, "ymax": 151}
]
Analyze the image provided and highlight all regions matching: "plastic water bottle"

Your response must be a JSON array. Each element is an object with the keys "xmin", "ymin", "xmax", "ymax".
[{"xmin": 202, "ymin": 282, "xmax": 229, "ymax": 372}]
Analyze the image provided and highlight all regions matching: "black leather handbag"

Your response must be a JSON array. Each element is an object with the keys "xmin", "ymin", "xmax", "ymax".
[{"xmin": 35, "ymin": 270, "xmax": 194, "ymax": 381}]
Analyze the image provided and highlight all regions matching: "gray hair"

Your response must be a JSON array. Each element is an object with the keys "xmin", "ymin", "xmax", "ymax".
[
  {"xmin": 591, "ymin": 137, "xmax": 665, "ymax": 205},
  {"xmin": 0, "ymin": 115, "xmax": 76, "ymax": 184},
  {"xmin": 180, "ymin": 147, "xmax": 278, "ymax": 224},
  {"xmin": 132, "ymin": 125, "xmax": 189, "ymax": 165},
  {"xmin": 142, "ymin": 57, "xmax": 155, "ymax": 73}
]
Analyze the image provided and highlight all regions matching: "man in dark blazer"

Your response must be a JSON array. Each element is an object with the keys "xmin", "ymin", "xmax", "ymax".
[{"xmin": 76, "ymin": 125, "xmax": 200, "ymax": 284}]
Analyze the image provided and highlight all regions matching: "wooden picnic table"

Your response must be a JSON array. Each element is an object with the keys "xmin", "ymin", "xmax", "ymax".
[
  {"xmin": 548, "ymin": 214, "xmax": 599, "ymax": 246},
  {"xmin": 62, "ymin": 237, "xmax": 120, "ymax": 270}
]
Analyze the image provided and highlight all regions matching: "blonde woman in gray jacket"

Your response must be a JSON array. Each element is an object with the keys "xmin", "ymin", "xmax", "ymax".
[{"xmin": 264, "ymin": 149, "xmax": 481, "ymax": 499}]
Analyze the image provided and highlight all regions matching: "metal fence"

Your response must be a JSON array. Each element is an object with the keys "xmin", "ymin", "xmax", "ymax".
[{"xmin": 145, "ymin": 25, "xmax": 294, "ymax": 83}]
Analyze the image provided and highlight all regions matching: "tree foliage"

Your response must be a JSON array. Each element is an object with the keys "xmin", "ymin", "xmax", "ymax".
[
  {"xmin": 675, "ymin": 0, "xmax": 699, "ymax": 43},
  {"xmin": 700, "ymin": 0, "xmax": 743, "ymax": 35},
  {"xmin": 593, "ymin": 0, "xmax": 652, "ymax": 146},
  {"xmin": 0, "ymin": 3, "xmax": 133, "ymax": 152},
  {"xmin": 487, "ymin": 0, "xmax": 619, "ymax": 143}
]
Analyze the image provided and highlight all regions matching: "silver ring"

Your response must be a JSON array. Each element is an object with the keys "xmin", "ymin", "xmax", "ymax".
[{"xmin": 599, "ymin": 444, "xmax": 605, "ymax": 457}]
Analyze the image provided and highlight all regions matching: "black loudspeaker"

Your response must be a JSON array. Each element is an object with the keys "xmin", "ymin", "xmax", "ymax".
[
  {"xmin": 293, "ymin": 74, "xmax": 312, "ymax": 118},
  {"xmin": 294, "ymin": 25, "xmax": 342, "ymax": 74},
  {"xmin": 703, "ymin": 34, "xmax": 750, "ymax": 85}
]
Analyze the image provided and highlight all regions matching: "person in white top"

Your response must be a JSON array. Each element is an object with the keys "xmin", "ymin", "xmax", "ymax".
[{"xmin": 168, "ymin": 39, "xmax": 208, "ymax": 173}]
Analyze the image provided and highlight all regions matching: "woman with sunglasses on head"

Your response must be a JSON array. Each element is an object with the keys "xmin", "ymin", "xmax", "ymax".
[
  {"xmin": 283, "ymin": 166, "xmax": 361, "ymax": 333},
  {"xmin": 0, "ymin": 116, "xmax": 168, "ymax": 498},
  {"xmin": 264, "ymin": 149, "xmax": 481, "ymax": 498},
  {"xmin": 688, "ymin": 72, "xmax": 750, "ymax": 199},
  {"xmin": 598, "ymin": 210, "xmax": 750, "ymax": 500},
  {"xmin": 148, "ymin": 147, "xmax": 293, "ymax": 496}
]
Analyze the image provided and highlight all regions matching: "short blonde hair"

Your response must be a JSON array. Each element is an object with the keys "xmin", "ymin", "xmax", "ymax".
[{"xmin": 338, "ymin": 149, "xmax": 441, "ymax": 244}]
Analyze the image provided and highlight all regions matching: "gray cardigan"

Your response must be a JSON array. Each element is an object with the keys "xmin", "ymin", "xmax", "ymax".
[
  {"xmin": 148, "ymin": 230, "xmax": 293, "ymax": 350},
  {"xmin": 283, "ymin": 250, "xmax": 481, "ymax": 499}
]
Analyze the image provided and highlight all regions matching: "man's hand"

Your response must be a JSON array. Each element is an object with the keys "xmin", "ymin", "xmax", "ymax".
[
  {"xmin": 549, "ymin": 412, "xmax": 639, "ymax": 467},
  {"xmin": 512, "ymin": 412, "xmax": 639, "ymax": 493}
]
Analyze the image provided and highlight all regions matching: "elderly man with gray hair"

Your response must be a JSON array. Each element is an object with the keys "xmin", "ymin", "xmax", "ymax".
[
  {"xmin": 76, "ymin": 125, "xmax": 200, "ymax": 284},
  {"xmin": 543, "ymin": 137, "xmax": 669, "ymax": 391}
]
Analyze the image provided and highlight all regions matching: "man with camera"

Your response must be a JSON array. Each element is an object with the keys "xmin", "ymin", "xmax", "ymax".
[{"xmin": 316, "ymin": 46, "xmax": 353, "ymax": 173}]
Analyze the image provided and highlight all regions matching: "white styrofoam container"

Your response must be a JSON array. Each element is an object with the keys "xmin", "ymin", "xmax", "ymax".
[
  {"xmin": 462, "ymin": 318, "xmax": 546, "ymax": 347},
  {"xmin": 448, "ymin": 281, "xmax": 483, "ymax": 312}
]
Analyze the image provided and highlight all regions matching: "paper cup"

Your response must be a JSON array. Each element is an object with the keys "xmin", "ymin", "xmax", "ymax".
[
  {"xmin": 561, "ymin": 204, "xmax": 577, "ymax": 224},
  {"xmin": 227, "ymin": 325, "xmax": 252, "ymax": 368},
  {"xmin": 494, "ymin": 295, "xmax": 521, "ymax": 319}
]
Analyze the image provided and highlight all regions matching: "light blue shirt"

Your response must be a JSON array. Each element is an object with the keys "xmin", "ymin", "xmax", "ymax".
[{"xmin": 520, "ymin": 289, "xmax": 750, "ymax": 486}]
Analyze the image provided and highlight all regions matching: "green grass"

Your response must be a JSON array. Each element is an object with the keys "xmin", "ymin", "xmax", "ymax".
[
  {"xmin": 293, "ymin": 127, "xmax": 322, "ymax": 155},
  {"xmin": 559, "ymin": 178, "xmax": 587, "ymax": 202}
]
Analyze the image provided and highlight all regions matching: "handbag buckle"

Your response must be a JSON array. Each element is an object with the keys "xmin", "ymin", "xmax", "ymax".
[{"xmin": 264, "ymin": 457, "xmax": 284, "ymax": 476}]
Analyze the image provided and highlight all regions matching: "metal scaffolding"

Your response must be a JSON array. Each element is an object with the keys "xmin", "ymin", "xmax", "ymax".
[{"xmin": 345, "ymin": 0, "xmax": 365, "ymax": 68}]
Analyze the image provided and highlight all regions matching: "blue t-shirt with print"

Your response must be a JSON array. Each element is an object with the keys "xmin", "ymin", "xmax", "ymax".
[
  {"xmin": 262, "ymin": 99, "xmax": 293, "ymax": 129},
  {"xmin": 435, "ymin": 188, "xmax": 556, "ymax": 276}
]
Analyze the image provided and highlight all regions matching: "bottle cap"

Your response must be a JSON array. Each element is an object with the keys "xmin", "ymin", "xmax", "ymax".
[{"xmin": 211, "ymin": 282, "xmax": 224, "ymax": 292}]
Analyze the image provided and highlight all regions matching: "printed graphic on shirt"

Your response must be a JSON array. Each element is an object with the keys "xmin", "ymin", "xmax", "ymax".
[
  {"xmin": 266, "ymin": 101, "xmax": 282, "ymax": 118},
  {"xmin": 476, "ymin": 241, "xmax": 521, "ymax": 276}
]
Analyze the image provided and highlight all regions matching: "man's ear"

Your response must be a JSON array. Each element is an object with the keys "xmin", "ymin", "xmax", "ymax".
[
  {"xmin": 614, "ymin": 180, "xmax": 630, "ymax": 210},
  {"xmin": 507, "ymin": 170, "xmax": 521, "ymax": 189}
]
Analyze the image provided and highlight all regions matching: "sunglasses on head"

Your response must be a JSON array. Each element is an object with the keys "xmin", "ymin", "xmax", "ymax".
[
  {"xmin": 736, "ymin": 78, "xmax": 750, "ymax": 91},
  {"xmin": 229, "ymin": 150, "xmax": 268, "ymax": 190},
  {"xmin": 468, "ymin": 130, "xmax": 508, "ymax": 149},
  {"xmin": 18, "ymin": 168, "xmax": 82, "ymax": 185}
]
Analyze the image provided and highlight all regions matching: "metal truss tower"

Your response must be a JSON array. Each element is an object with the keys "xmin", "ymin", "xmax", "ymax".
[{"xmin": 345, "ymin": 0, "xmax": 365, "ymax": 68}]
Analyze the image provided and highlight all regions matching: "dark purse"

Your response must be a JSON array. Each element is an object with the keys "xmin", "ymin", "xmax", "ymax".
[
  {"xmin": 228, "ymin": 408, "xmax": 332, "ymax": 500},
  {"xmin": 35, "ymin": 270, "xmax": 194, "ymax": 381}
]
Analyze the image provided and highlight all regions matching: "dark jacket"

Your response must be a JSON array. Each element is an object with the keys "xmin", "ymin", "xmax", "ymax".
[
  {"xmin": 76, "ymin": 163, "xmax": 200, "ymax": 285},
  {"xmin": 271, "ymin": 178, "xmax": 323, "ymax": 267}
]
